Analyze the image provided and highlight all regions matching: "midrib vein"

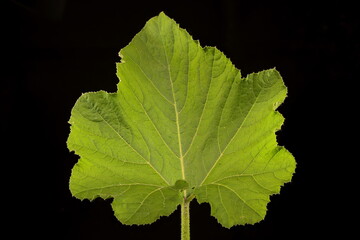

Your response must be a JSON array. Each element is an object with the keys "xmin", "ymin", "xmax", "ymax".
[
  {"xmin": 166, "ymin": 56, "xmax": 185, "ymax": 181},
  {"xmin": 174, "ymin": 94, "xmax": 185, "ymax": 180},
  {"xmin": 158, "ymin": 24, "xmax": 186, "ymax": 182}
]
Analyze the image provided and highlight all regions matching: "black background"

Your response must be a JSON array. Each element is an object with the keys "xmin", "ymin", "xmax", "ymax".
[{"xmin": 3, "ymin": 0, "xmax": 358, "ymax": 239}]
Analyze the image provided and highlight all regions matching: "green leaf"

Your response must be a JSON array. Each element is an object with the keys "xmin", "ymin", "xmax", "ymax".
[
  {"xmin": 174, "ymin": 179, "xmax": 189, "ymax": 191},
  {"xmin": 67, "ymin": 12, "xmax": 296, "ymax": 228}
]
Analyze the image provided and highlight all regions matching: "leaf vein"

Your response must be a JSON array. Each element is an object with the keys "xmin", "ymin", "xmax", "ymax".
[
  {"xmin": 200, "ymin": 79, "xmax": 264, "ymax": 185},
  {"xmin": 212, "ymin": 183, "xmax": 262, "ymax": 218},
  {"xmin": 73, "ymin": 183, "xmax": 163, "ymax": 197},
  {"xmin": 82, "ymin": 103, "xmax": 170, "ymax": 186},
  {"xmin": 131, "ymin": 88, "xmax": 180, "ymax": 159},
  {"xmin": 217, "ymin": 185, "xmax": 230, "ymax": 221},
  {"xmin": 156, "ymin": 20, "xmax": 185, "ymax": 182},
  {"xmin": 125, "ymin": 52, "xmax": 174, "ymax": 105},
  {"xmin": 183, "ymin": 48, "xmax": 215, "ymax": 158},
  {"xmin": 123, "ymin": 186, "xmax": 166, "ymax": 223}
]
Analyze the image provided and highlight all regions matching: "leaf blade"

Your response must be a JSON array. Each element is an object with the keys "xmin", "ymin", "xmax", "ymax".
[{"xmin": 67, "ymin": 12, "xmax": 296, "ymax": 227}]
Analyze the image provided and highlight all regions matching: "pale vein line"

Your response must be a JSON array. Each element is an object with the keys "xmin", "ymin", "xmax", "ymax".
[
  {"xmin": 217, "ymin": 185, "xmax": 230, "ymax": 220},
  {"xmin": 131, "ymin": 89, "xmax": 180, "ymax": 159},
  {"xmin": 170, "ymin": 58, "xmax": 186, "ymax": 181},
  {"xmin": 183, "ymin": 49, "xmax": 215, "ymax": 158},
  {"xmin": 73, "ymin": 183, "xmax": 163, "ymax": 196},
  {"xmin": 75, "ymin": 185, "xmax": 131, "ymax": 199},
  {"xmin": 112, "ymin": 96, "xmax": 150, "ymax": 159},
  {"xmin": 75, "ymin": 104, "xmax": 149, "ymax": 164},
  {"xmin": 70, "ymin": 119, "xmax": 149, "ymax": 164},
  {"xmin": 159, "ymin": 188, "xmax": 166, "ymax": 208},
  {"xmin": 200, "ymin": 83, "xmax": 264, "ymax": 186},
  {"xmin": 136, "ymin": 34, "xmax": 168, "ymax": 68},
  {"xmin": 177, "ymin": 28, "xmax": 190, "ymax": 114},
  {"xmin": 124, "ymin": 186, "xmax": 166, "ymax": 223},
  {"xmin": 90, "ymin": 107, "xmax": 170, "ymax": 186},
  {"xmin": 263, "ymin": 147, "xmax": 282, "ymax": 170},
  {"xmin": 216, "ymin": 67, "xmax": 241, "ymax": 153},
  {"xmin": 232, "ymin": 142, "xmax": 269, "ymax": 177},
  {"xmin": 212, "ymin": 183, "xmax": 262, "ymax": 218},
  {"xmin": 125, "ymin": 52, "xmax": 174, "ymax": 105},
  {"xmin": 69, "ymin": 136, "xmax": 148, "ymax": 166},
  {"xmin": 114, "ymin": 185, "xmax": 131, "ymax": 197},
  {"xmin": 210, "ymin": 168, "xmax": 291, "ymax": 185},
  {"xmin": 210, "ymin": 172, "xmax": 272, "ymax": 183},
  {"xmin": 250, "ymin": 175, "xmax": 273, "ymax": 192},
  {"xmin": 157, "ymin": 21, "xmax": 186, "ymax": 181},
  {"xmin": 211, "ymin": 174, "xmax": 253, "ymax": 183}
]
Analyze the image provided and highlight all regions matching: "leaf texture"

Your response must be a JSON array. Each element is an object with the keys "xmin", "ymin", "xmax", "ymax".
[{"xmin": 67, "ymin": 12, "xmax": 296, "ymax": 227}]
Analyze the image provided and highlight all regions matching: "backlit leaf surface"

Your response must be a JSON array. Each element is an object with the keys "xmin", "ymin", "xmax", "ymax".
[{"xmin": 67, "ymin": 12, "xmax": 296, "ymax": 228}]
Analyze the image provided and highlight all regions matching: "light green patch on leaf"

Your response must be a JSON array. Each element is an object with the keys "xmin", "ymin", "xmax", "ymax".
[{"xmin": 67, "ymin": 12, "xmax": 296, "ymax": 228}]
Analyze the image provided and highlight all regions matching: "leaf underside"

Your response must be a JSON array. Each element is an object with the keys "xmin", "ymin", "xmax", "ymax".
[{"xmin": 67, "ymin": 12, "xmax": 296, "ymax": 228}]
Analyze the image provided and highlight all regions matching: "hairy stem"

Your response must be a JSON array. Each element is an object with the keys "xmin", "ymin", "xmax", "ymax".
[{"xmin": 181, "ymin": 195, "xmax": 193, "ymax": 240}]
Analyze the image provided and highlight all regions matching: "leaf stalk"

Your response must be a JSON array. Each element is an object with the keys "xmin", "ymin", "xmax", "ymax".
[{"xmin": 181, "ymin": 195, "xmax": 192, "ymax": 240}]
